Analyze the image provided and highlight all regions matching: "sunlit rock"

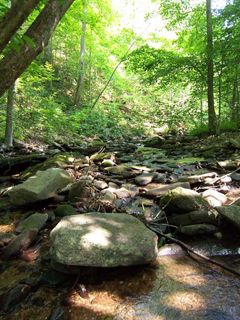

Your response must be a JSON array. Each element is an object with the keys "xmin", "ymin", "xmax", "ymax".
[
  {"xmin": 50, "ymin": 213, "xmax": 158, "ymax": 268},
  {"xmin": 9, "ymin": 168, "xmax": 72, "ymax": 206}
]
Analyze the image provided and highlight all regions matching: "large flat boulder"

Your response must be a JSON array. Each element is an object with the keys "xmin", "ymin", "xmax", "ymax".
[
  {"xmin": 50, "ymin": 213, "xmax": 158, "ymax": 268},
  {"xmin": 9, "ymin": 168, "xmax": 72, "ymax": 206}
]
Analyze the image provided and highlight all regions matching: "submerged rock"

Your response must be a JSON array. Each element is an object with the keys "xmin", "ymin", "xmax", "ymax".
[
  {"xmin": 50, "ymin": 213, "xmax": 158, "ymax": 268},
  {"xmin": 160, "ymin": 187, "xmax": 209, "ymax": 214},
  {"xmin": 16, "ymin": 213, "xmax": 48, "ymax": 233},
  {"xmin": 9, "ymin": 168, "xmax": 72, "ymax": 206},
  {"xmin": 216, "ymin": 205, "xmax": 240, "ymax": 229}
]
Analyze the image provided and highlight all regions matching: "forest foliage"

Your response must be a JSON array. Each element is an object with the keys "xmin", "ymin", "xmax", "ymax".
[{"xmin": 0, "ymin": 0, "xmax": 239, "ymax": 145}]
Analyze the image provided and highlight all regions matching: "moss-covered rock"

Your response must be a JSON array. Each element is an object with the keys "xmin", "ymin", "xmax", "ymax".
[{"xmin": 54, "ymin": 204, "xmax": 76, "ymax": 217}]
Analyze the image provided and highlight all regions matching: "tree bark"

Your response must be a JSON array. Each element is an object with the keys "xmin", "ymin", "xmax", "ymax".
[
  {"xmin": 5, "ymin": 83, "xmax": 16, "ymax": 148},
  {"xmin": 206, "ymin": 0, "xmax": 217, "ymax": 134},
  {"xmin": 0, "ymin": 0, "xmax": 75, "ymax": 98},
  {"xmin": 0, "ymin": 0, "xmax": 41, "ymax": 54},
  {"xmin": 74, "ymin": 0, "xmax": 87, "ymax": 107}
]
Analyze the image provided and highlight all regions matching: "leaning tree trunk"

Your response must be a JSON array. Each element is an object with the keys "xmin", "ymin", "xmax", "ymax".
[
  {"xmin": 74, "ymin": 0, "xmax": 87, "ymax": 107},
  {"xmin": 0, "ymin": 0, "xmax": 41, "ymax": 53},
  {"xmin": 0, "ymin": 0, "xmax": 75, "ymax": 98},
  {"xmin": 206, "ymin": 0, "xmax": 217, "ymax": 134}
]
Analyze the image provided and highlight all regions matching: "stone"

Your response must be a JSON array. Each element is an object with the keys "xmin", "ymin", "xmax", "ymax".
[
  {"xmin": 135, "ymin": 173, "xmax": 156, "ymax": 186},
  {"xmin": 144, "ymin": 136, "xmax": 165, "ymax": 148},
  {"xmin": 178, "ymin": 172, "xmax": 217, "ymax": 184},
  {"xmin": 146, "ymin": 182, "xmax": 191, "ymax": 198},
  {"xmin": 93, "ymin": 180, "xmax": 108, "ymax": 190},
  {"xmin": 202, "ymin": 189, "xmax": 228, "ymax": 207},
  {"xmin": 0, "ymin": 233, "xmax": 16, "ymax": 248},
  {"xmin": 178, "ymin": 224, "xmax": 218, "ymax": 236},
  {"xmin": 216, "ymin": 205, "xmax": 240, "ymax": 229},
  {"xmin": 1, "ymin": 230, "xmax": 38, "ymax": 259},
  {"xmin": 168, "ymin": 210, "xmax": 218, "ymax": 226},
  {"xmin": 105, "ymin": 165, "xmax": 141, "ymax": 178},
  {"xmin": 100, "ymin": 189, "xmax": 117, "ymax": 203},
  {"xmin": 16, "ymin": 213, "xmax": 48, "ymax": 233},
  {"xmin": 9, "ymin": 168, "xmax": 72, "ymax": 206},
  {"xmin": 68, "ymin": 178, "xmax": 92, "ymax": 202},
  {"xmin": 113, "ymin": 187, "xmax": 131, "ymax": 199},
  {"xmin": 160, "ymin": 187, "xmax": 209, "ymax": 214},
  {"xmin": 101, "ymin": 159, "xmax": 115, "ymax": 167},
  {"xmin": 50, "ymin": 213, "xmax": 158, "ymax": 268},
  {"xmin": 230, "ymin": 172, "xmax": 240, "ymax": 182},
  {"xmin": 54, "ymin": 204, "xmax": 76, "ymax": 217}
]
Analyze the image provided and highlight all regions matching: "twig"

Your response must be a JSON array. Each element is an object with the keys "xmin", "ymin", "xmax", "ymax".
[{"xmin": 212, "ymin": 167, "xmax": 240, "ymax": 184}]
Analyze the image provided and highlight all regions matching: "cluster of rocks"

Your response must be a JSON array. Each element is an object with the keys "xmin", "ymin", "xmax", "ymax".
[{"xmin": 1, "ymin": 146, "xmax": 240, "ymax": 272}]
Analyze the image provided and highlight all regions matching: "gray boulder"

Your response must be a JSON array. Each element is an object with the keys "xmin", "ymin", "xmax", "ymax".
[
  {"xmin": 16, "ymin": 213, "xmax": 48, "ymax": 233},
  {"xmin": 160, "ymin": 187, "xmax": 209, "ymax": 214},
  {"xmin": 216, "ymin": 205, "xmax": 240, "ymax": 229},
  {"xmin": 50, "ymin": 213, "xmax": 158, "ymax": 268},
  {"xmin": 9, "ymin": 168, "xmax": 72, "ymax": 206}
]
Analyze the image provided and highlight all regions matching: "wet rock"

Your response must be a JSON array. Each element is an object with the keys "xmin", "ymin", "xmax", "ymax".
[
  {"xmin": 216, "ymin": 205, "xmax": 240, "ymax": 229},
  {"xmin": 178, "ymin": 224, "xmax": 218, "ymax": 236},
  {"xmin": 135, "ymin": 172, "xmax": 156, "ymax": 186},
  {"xmin": 93, "ymin": 180, "xmax": 108, "ymax": 190},
  {"xmin": 50, "ymin": 213, "xmax": 158, "ymax": 268},
  {"xmin": 16, "ymin": 212, "xmax": 48, "ymax": 233},
  {"xmin": 146, "ymin": 182, "xmax": 190, "ymax": 198},
  {"xmin": 160, "ymin": 187, "xmax": 209, "ymax": 214},
  {"xmin": 68, "ymin": 177, "xmax": 93, "ymax": 202},
  {"xmin": 168, "ymin": 210, "xmax": 218, "ymax": 226},
  {"xmin": 202, "ymin": 189, "xmax": 228, "ymax": 207},
  {"xmin": 158, "ymin": 244, "xmax": 186, "ymax": 257},
  {"xmin": 54, "ymin": 204, "xmax": 76, "ymax": 217},
  {"xmin": 0, "ymin": 283, "xmax": 32, "ymax": 312},
  {"xmin": 1, "ymin": 229, "xmax": 38, "ymax": 259},
  {"xmin": 9, "ymin": 168, "xmax": 72, "ymax": 206}
]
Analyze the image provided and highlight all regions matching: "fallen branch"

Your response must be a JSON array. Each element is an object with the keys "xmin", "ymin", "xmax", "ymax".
[{"xmin": 147, "ymin": 224, "xmax": 240, "ymax": 278}]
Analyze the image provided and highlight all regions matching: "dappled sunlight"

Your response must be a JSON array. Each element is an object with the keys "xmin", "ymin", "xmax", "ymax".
[
  {"xmin": 81, "ymin": 226, "xmax": 112, "ymax": 249},
  {"xmin": 0, "ymin": 223, "xmax": 14, "ymax": 233},
  {"xmin": 165, "ymin": 291, "xmax": 205, "ymax": 311},
  {"xmin": 157, "ymin": 256, "xmax": 206, "ymax": 286}
]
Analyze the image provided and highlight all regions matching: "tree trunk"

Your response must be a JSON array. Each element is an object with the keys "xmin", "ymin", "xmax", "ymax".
[
  {"xmin": 0, "ymin": 0, "xmax": 41, "ymax": 53},
  {"xmin": 5, "ymin": 83, "xmax": 16, "ymax": 148},
  {"xmin": 0, "ymin": 0, "xmax": 75, "ymax": 98},
  {"xmin": 74, "ymin": 0, "xmax": 87, "ymax": 107},
  {"xmin": 231, "ymin": 67, "xmax": 239, "ymax": 124},
  {"xmin": 206, "ymin": 0, "xmax": 217, "ymax": 134}
]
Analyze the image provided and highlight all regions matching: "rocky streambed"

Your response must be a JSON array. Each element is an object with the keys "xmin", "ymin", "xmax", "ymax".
[{"xmin": 1, "ymin": 133, "xmax": 240, "ymax": 319}]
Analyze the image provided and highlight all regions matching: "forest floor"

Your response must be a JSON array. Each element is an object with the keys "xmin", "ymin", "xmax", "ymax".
[{"xmin": 1, "ymin": 132, "xmax": 240, "ymax": 320}]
